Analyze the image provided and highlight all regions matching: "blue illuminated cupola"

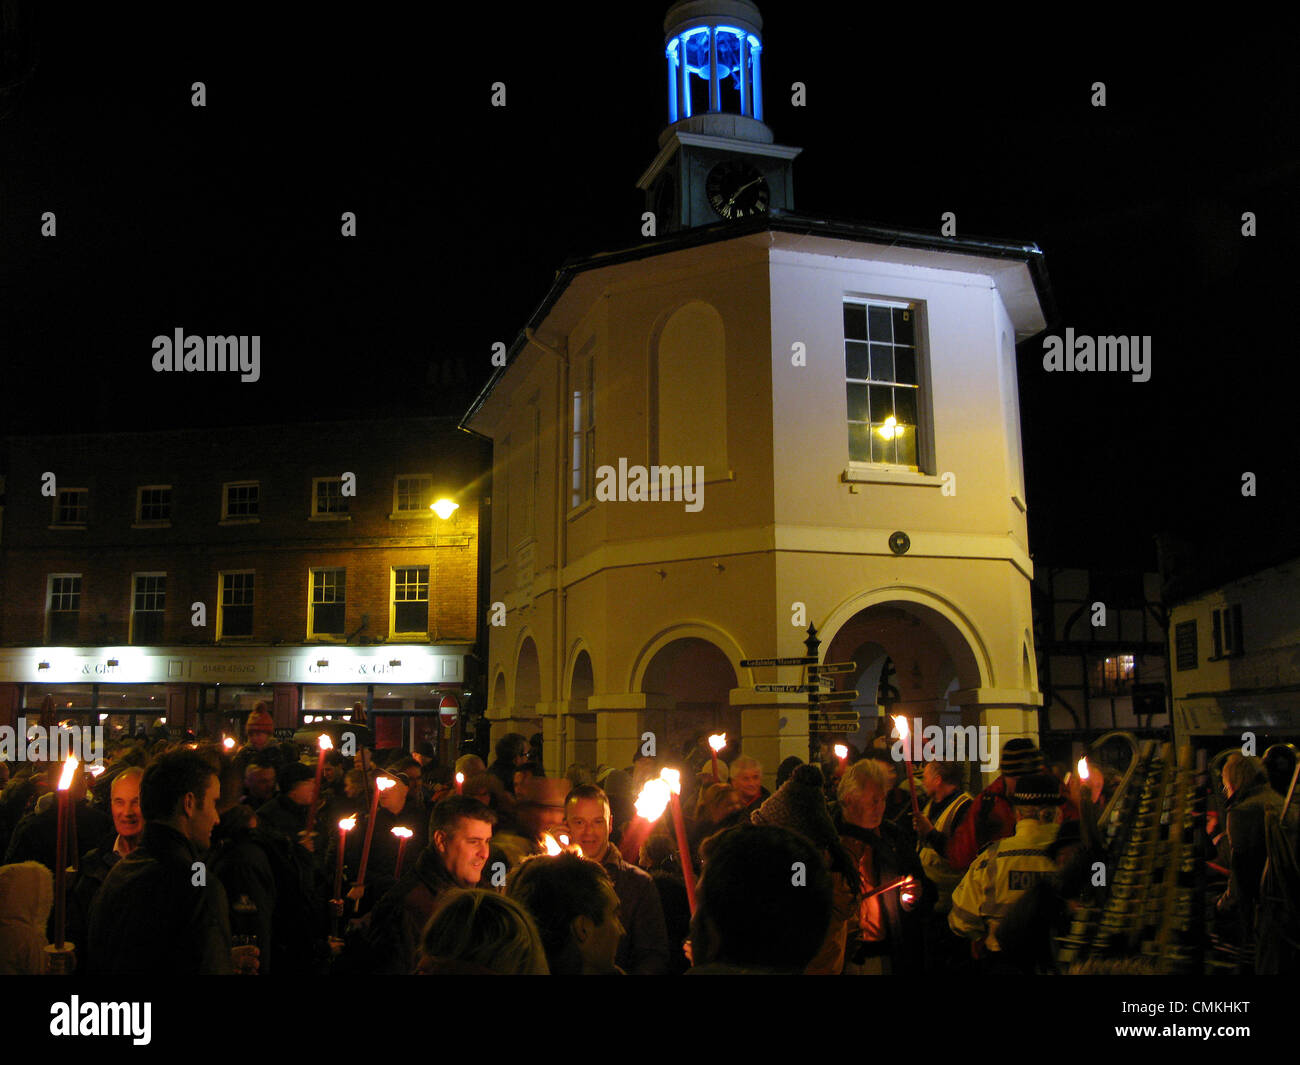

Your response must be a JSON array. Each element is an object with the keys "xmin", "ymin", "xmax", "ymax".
[{"xmin": 639, "ymin": 0, "xmax": 801, "ymax": 233}]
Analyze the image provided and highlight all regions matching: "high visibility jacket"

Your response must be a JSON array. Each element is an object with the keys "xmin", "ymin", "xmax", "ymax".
[
  {"xmin": 948, "ymin": 818, "xmax": 1059, "ymax": 951},
  {"xmin": 919, "ymin": 791, "xmax": 972, "ymax": 913}
]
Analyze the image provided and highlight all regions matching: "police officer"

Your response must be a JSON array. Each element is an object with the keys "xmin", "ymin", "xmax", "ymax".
[{"xmin": 948, "ymin": 772, "xmax": 1063, "ymax": 970}]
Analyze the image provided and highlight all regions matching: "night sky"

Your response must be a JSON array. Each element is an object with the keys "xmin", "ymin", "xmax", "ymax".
[{"xmin": 3, "ymin": 2, "xmax": 1298, "ymax": 575}]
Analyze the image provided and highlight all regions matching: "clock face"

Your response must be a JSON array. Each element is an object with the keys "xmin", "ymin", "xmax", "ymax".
[{"xmin": 706, "ymin": 159, "xmax": 769, "ymax": 220}]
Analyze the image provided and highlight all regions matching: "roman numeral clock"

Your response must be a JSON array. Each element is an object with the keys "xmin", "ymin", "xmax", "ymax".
[{"xmin": 638, "ymin": 1, "xmax": 800, "ymax": 234}]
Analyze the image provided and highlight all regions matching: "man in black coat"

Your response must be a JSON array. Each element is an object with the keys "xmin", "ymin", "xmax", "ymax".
[
  {"xmin": 87, "ymin": 750, "xmax": 257, "ymax": 975},
  {"xmin": 341, "ymin": 796, "xmax": 496, "ymax": 974}
]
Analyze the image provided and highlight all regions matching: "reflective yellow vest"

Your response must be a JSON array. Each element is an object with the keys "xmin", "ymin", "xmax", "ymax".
[{"xmin": 948, "ymin": 818, "xmax": 1060, "ymax": 951}]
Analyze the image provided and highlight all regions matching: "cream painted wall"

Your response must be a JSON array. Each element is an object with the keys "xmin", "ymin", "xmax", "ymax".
[{"xmin": 480, "ymin": 233, "xmax": 1043, "ymax": 780}]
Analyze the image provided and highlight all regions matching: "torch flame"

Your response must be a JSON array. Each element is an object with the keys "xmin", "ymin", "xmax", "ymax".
[
  {"xmin": 893, "ymin": 715, "xmax": 909, "ymax": 741},
  {"xmin": 339, "ymin": 816, "xmax": 357, "ymax": 832},
  {"xmin": 391, "ymin": 826, "xmax": 413, "ymax": 839},
  {"xmin": 57, "ymin": 754, "xmax": 79, "ymax": 791},
  {"xmin": 376, "ymin": 776, "xmax": 397, "ymax": 791},
  {"xmin": 708, "ymin": 733, "xmax": 726, "ymax": 752},
  {"xmin": 659, "ymin": 767, "xmax": 681, "ymax": 795},
  {"xmin": 542, "ymin": 833, "xmax": 563, "ymax": 856},
  {"xmin": 1077, "ymin": 757, "xmax": 1090, "ymax": 781},
  {"xmin": 319, "ymin": 734, "xmax": 333, "ymax": 751},
  {"xmin": 87, "ymin": 764, "xmax": 106, "ymax": 777},
  {"xmin": 455, "ymin": 772, "xmax": 464, "ymax": 785},
  {"xmin": 222, "ymin": 736, "xmax": 235, "ymax": 750},
  {"xmin": 635, "ymin": 778, "xmax": 672, "ymax": 822},
  {"xmin": 901, "ymin": 890, "xmax": 915, "ymax": 905},
  {"xmin": 833, "ymin": 743, "xmax": 849, "ymax": 760}
]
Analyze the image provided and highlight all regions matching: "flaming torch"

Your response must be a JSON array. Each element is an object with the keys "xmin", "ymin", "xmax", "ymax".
[
  {"xmin": 892, "ymin": 715, "xmax": 922, "ymax": 821},
  {"xmin": 54, "ymin": 756, "xmax": 78, "ymax": 946},
  {"xmin": 834, "ymin": 743, "xmax": 849, "ymax": 762},
  {"xmin": 222, "ymin": 736, "xmax": 236, "ymax": 752},
  {"xmin": 661, "ymin": 768, "xmax": 698, "ymax": 915},
  {"xmin": 1077, "ymin": 756, "xmax": 1099, "ymax": 849},
  {"xmin": 304, "ymin": 733, "xmax": 332, "ymax": 835},
  {"xmin": 618, "ymin": 776, "xmax": 672, "ymax": 865},
  {"xmin": 391, "ymin": 826, "xmax": 414, "ymax": 877},
  {"xmin": 334, "ymin": 816, "xmax": 357, "ymax": 901},
  {"xmin": 355, "ymin": 776, "xmax": 396, "ymax": 888},
  {"xmin": 708, "ymin": 733, "xmax": 726, "ymax": 783},
  {"xmin": 455, "ymin": 771, "xmax": 464, "ymax": 795}
]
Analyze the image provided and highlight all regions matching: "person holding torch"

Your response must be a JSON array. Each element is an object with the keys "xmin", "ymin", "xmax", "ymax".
[{"xmin": 835, "ymin": 759, "xmax": 930, "ymax": 975}]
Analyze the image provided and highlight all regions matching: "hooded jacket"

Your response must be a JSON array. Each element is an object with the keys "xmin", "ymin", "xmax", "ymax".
[{"xmin": 0, "ymin": 861, "xmax": 54, "ymax": 974}]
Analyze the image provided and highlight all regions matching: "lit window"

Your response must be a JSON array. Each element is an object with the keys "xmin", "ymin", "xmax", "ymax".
[
  {"xmin": 393, "ymin": 566, "xmax": 429, "ymax": 634},
  {"xmin": 1091, "ymin": 653, "xmax": 1136, "ymax": 694},
  {"xmin": 311, "ymin": 569, "xmax": 346, "ymax": 636},
  {"xmin": 845, "ymin": 300, "xmax": 922, "ymax": 468}
]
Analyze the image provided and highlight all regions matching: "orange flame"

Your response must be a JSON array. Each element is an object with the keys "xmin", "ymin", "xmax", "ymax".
[
  {"xmin": 1077, "ymin": 757, "xmax": 1090, "ymax": 781},
  {"xmin": 338, "ymin": 816, "xmax": 357, "ymax": 832},
  {"xmin": 222, "ymin": 736, "xmax": 235, "ymax": 750},
  {"xmin": 708, "ymin": 733, "xmax": 727, "ymax": 752},
  {"xmin": 87, "ymin": 764, "xmax": 106, "ymax": 777},
  {"xmin": 659, "ymin": 767, "xmax": 681, "ymax": 795},
  {"xmin": 542, "ymin": 833, "xmax": 563, "ymax": 856},
  {"xmin": 376, "ymin": 776, "xmax": 397, "ymax": 792},
  {"xmin": 57, "ymin": 754, "xmax": 78, "ymax": 791},
  {"xmin": 635, "ymin": 778, "xmax": 672, "ymax": 822},
  {"xmin": 893, "ymin": 715, "xmax": 909, "ymax": 741},
  {"xmin": 455, "ymin": 772, "xmax": 464, "ymax": 785},
  {"xmin": 833, "ymin": 743, "xmax": 849, "ymax": 760},
  {"xmin": 391, "ymin": 826, "xmax": 413, "ymax": 839},
  {"xmin": 319, "ymin": 734, "xmax": 333, "ymax": 751}
]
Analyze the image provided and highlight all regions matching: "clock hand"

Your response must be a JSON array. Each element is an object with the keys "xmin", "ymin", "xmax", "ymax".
[{"xmin": 727, "ymin": 176, "xmax": 763, "ymax": 206}]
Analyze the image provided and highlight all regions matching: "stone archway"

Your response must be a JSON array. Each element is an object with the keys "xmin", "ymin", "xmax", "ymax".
[
  {"xmin": 639, "ymin": 637, "xmax": 739, "ymax": 761},
  {"xmin": 821, "ymin": 596, "xmax": 984, "ymax": 759}
]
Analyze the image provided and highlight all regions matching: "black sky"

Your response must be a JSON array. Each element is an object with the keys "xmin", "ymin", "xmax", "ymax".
[{"xmin": 3, "ymin": 2, "xmax": 1299, "ymax": 573}]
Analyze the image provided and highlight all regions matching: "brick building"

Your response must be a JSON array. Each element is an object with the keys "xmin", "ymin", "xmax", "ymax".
[{"xmin": 0, "ymin": 417, "xmax": 489, "ymax": 756}]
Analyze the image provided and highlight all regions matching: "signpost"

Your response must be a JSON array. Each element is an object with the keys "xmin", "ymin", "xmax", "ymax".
[
  {"xmin": 741, "ymin": 656, "xmax": 818, "ymax": 668},
  {"xmin": 808, "ymin": 689, "xmax": 858, "ymax": 704},
  {"xmin": 755, "ymin": 683, "xmax": 822, "ymax": 693}
]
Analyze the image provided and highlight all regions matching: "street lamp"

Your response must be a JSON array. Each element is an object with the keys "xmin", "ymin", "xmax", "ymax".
[{"xmin": 429, "ymin": 498, "xmax": 459, "ymax": 520}]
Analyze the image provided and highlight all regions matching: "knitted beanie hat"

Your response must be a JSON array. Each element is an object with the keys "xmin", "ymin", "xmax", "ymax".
[
  {"xmin": 1000, "ymin": 738, "xmax": 1044, "ymax": 776},
  {"xmin": 750, "ymin": 764, "xmax": 839, "ymax": 851}
]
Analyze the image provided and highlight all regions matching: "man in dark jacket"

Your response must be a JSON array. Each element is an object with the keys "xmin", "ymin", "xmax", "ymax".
[
  {"xmin": 87, "ymin": 750, "xmax": 257, "ymax": 975},
  {"xmin": 68, "ymin": 767, "xmax": 145, "ymax": 970},
  {"xmin": 566, "ymin": 784, "xmax": 671, "ymax": 974},
  {"xmin": 256, "ymin": 762, "xmax": 314, "ymax": 843},
  {"xmin": 345, "ymin": 796, "xmax": 496, "ymax": 974}
]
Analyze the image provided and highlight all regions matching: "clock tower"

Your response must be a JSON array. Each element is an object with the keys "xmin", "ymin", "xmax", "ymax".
[{"xmin": 638, "ymin": 0, "xmax": 800, "ymax": 233}]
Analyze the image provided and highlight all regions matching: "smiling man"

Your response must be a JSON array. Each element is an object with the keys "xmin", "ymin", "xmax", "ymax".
[
  {"xmin": 353, "ymin": 796, "xmax": 497, "ymax": 974},
  {"xmin": 565, "ymin": 784, "xmax": 670, "ymax": 974}
]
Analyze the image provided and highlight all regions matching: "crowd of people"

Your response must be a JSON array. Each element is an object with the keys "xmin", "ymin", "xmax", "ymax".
[{"xmin": 0, "ymin": 708, "xmax": 1294, "ymax": 975}]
